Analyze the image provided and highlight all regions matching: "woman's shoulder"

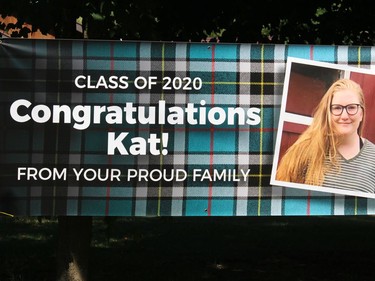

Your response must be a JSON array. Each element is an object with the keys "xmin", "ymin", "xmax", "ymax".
[
  {"xmin": 362, "ymin": 139, "xmax": 375, "ymax": 169},
  {"xmin": 363, "ymin": 138, "xmax": 375, "ymax": 151}
]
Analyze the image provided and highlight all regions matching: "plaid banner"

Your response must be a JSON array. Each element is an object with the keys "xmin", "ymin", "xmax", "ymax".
[{"xmin": 0, "ymin": 39, "xmax": 374, "ymax": 216}]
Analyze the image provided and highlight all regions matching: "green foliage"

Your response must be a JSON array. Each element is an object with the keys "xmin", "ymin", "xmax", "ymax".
[{"xmin": 1, "ymin": 1, "xmax": 375, "ymax": 44}]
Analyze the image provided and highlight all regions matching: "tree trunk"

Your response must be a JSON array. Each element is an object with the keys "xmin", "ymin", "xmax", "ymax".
[{"xmin": 56, "ymin": 216, "xmax": 92, "ymax": 281}]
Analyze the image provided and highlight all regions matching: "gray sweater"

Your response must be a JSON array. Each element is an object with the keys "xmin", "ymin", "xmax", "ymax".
[{"xmin": 323, "ymin": 138, "xmax": 375, "ymax": 194}]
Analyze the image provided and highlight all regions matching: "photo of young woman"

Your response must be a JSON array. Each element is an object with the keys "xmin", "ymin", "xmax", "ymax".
[
  {"xmin": 276, "ymin": 78, "xmax": 375, "ymax": 193},
  {"xmin": 271, "ymin": 58, "xmax": 375, "ymax": 199}
]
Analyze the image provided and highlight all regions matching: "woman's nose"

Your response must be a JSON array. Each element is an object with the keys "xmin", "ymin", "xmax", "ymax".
[{"xmin": 340, "ymin": 110, "xmax": 350, "ymax": 119}]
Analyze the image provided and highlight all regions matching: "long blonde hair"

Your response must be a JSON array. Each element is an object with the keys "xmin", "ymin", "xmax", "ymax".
[{"xmin": 276, "ymin": 78, "xmax": 365, "ymax": 185}]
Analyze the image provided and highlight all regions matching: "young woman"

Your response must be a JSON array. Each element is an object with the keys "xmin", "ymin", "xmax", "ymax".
[{"xmin": 276, "ymin": 78, "xmax": 375, "ymax": 193}]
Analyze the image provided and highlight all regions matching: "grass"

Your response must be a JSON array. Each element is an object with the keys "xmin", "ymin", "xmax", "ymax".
[{"xmin": 1, "ymin": 216, "xmax": 375, "ymax": 280}]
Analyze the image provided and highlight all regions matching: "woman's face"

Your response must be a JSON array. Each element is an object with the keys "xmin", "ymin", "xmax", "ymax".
[{"xmin": 330, "ymin": 89, "xmax": 363, "ymax": 137}]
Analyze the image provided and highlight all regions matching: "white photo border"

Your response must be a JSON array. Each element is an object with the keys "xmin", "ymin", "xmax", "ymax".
[{"xmin": 270, "ymin": 57, "xmax": 375, "ymax": 199}]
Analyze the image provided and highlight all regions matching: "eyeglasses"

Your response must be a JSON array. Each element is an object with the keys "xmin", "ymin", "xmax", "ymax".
[{"xmin": 330, "ymin": 104, "xmax": 362, "ymax": 116}]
